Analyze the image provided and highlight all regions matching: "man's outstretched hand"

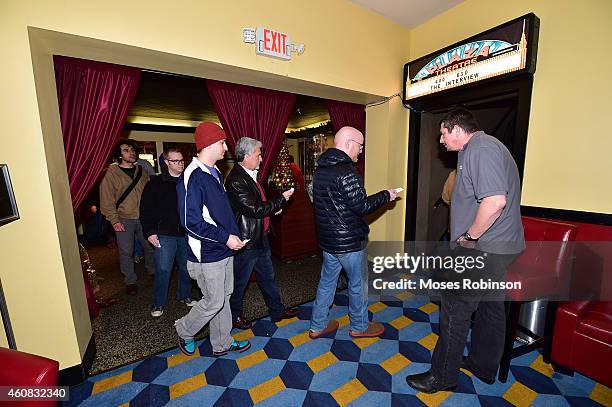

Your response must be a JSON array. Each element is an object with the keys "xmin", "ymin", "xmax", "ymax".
[
  {"xmin": 282, "ymin": 187, "xmax": 295, "ymax": 201},
  {"xmin": 387, "ymin": 189, "xmax": 399, "ymax": 201}
]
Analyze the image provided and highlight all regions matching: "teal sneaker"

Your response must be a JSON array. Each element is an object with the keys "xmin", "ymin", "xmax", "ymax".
[
  {"xmin": 178, "ymin": 336, "xmax": 195, "ymax": 356},
  {"xmin": 213, "ymin": 340, "xmax": 251, "ymax": 357}
]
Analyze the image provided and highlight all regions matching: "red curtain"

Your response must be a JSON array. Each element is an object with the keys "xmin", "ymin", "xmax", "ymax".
[
  {"xmin": 206, "ymin": 80, "xmax": 296, "ymax": 180},
  {"xmin": 54, "ymin": 56, "xmax": 141, "ymax": 211},
  {"xmin": 327, "ymin": 100, "xmax": 366, "ymax": 177}
]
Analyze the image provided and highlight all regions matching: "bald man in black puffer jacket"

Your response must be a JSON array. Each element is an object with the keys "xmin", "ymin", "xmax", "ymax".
[{"xmin": 309, "ymin": 126, "xmax": 398, "ymax": 340}]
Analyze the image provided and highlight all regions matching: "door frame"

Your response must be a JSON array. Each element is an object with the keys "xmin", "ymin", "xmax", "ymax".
[{"xmin": 404, "ymin": 74, "xmax": 534, "ymax": 240}]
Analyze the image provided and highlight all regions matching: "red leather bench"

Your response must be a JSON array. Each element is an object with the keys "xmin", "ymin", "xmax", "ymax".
[
  {"xmin": 552, "ymin": 301, "xmax": 612, "ymax": 387},
  {"xmin": 499, "ymin": 217, "xmax": 577, "ymax": 382},
  {"xmin": 0, "ymin": 347, "xmax": 59, "ymax": 406}
]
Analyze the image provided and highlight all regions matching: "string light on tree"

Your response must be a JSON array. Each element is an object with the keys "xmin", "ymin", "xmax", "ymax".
[{"xmin": 270, "ymin": 140, "xmax": 296, "ymax": 190}]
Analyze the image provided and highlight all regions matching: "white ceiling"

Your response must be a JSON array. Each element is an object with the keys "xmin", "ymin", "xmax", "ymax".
[{"xmin": 349, "ymin": 0, "xmax": 465, "ymax": 28}]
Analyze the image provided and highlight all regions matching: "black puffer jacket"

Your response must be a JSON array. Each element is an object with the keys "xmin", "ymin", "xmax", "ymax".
[
  {"xmin": 225, "ymin": 164, "xmax": 284, "ymax": 250},
  {"xmin": 313, "ymin": 148, "xmax": 389, "ymax": 253}
]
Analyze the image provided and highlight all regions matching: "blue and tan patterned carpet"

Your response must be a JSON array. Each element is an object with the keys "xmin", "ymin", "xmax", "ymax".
[{"xmin": 66, "ymin": 291, "xmax": 611, "ymax": 406}]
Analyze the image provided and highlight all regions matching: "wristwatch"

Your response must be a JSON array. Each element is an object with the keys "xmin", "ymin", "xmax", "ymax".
[{"xmin": 462, "ymin": 231, "xmax": 478, "ymax": 241}]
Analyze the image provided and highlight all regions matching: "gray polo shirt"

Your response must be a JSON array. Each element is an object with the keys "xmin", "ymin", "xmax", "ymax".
[{"xmin": 450, "ymin": 131, "xmax": 525, "ymax": 254}]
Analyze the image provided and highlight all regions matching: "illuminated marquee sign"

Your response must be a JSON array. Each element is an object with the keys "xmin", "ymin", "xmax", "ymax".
[{"xmin": 403, "ymin": 14, "xmax": 539, "ymax": 102}]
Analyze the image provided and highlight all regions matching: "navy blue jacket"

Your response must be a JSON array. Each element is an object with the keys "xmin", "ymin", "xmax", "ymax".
[{"xmin": 177, "ymin": 158, "xmax": 240, "ymax": 263}]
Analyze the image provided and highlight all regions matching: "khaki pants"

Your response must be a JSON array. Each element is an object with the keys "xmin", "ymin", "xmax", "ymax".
[{"xmin": 175, "ymin": 257, "xmax": 234, "ymax": 353}]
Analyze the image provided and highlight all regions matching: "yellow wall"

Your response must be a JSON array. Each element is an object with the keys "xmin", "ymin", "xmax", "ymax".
[
  {"xmin": 0, "ymin": 312, "xmax": 8, "ymax": 348},
  {"xmin": 410, "ymin": 0, "xmax": 612, "ymax": 214},
  {"xmin": 0, "ymin": 0, "xmax": 410, "ymax": 369},
  {"xmin": 365, "ymin": 96, "xmax": 409, "ymax": 241}
]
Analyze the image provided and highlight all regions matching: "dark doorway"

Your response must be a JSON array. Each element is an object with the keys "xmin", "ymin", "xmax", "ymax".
[{"xmin": 405, "ymin": 74, "xmax": 533, "ymax": 241}]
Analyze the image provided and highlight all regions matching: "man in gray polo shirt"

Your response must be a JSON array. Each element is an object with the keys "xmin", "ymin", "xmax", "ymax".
[{"xmin": 407, "ymin": 108, "xmax": 525, "ymax": 393}]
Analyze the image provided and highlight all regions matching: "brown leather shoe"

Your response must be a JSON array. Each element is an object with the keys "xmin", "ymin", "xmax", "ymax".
[
  {"xmin": 232, "ymin": 316, "xmax": 252, "ymax": 330},
  {"xmin": 126, "ymin": 284, "xmax": 138, "ymax": 296},
  {"xmin": 271, "ymin": 308, "xmax": 299, "ymax": 322},
  {"xmin": 309, "ymin": 320, "xmax": 339, "ymax": 339},
  {"xmin": 349, "ymin": 322, "xmax": 384, "ymax": 338}
]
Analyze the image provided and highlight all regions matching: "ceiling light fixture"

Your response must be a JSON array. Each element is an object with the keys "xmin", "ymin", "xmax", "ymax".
[
  {"xmin": 286, "ymin": 119, "xmax": 331, "ymax": 133},
  {"xmin": 126, "ymin": 116, "xmax": 201, "ymax": 128}
]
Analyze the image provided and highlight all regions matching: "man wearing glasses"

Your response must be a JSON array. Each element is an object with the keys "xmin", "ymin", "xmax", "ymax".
[
  {"xmin": 140, "ymin": 148, "xmax": 197, "ymax": 318},
  {"xmin": 309, "ymin": 126, "xmax": 398, "ymax": 339}
]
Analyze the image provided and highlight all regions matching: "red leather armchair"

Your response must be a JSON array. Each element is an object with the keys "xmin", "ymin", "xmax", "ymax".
[
  {"xmin": 552, "ymin": 301, "xmax": 612, "ymax": 387},
  {"xmin": 499, "ymin": 217, "xmax": 578, "ymax": 382},
  {"xmin": 0, "ymin": 347, "xmax": 59, "ymax": 406},
  {"xmin": 506, "ymin": 217, "xmax": 577, "ymax": 301}
]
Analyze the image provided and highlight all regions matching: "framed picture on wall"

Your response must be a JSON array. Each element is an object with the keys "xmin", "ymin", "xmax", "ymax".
[{"xmin": 0, "ymin": 164, "xmax": 19, "ymax": 227}]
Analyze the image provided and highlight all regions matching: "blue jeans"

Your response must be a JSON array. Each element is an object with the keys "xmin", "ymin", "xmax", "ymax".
[
  {"xmin": 134, "ymin": 237, "xmax": 143, "ymax": 257},
  {"xmin": 310, "ymin": 248, "xmax": 369, "ymax": 333},
  {"xmin": 153, "ymin": 235, "xmax": 192, "ymax": 308},
  {"xmin": 229, "ymin": 236, "xmax": 284, "ymax": 320}
]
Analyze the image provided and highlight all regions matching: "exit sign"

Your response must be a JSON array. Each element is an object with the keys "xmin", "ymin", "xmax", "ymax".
[{"xmin": 256, "ymin": 27, "xmax": 291, "ymax": 60}]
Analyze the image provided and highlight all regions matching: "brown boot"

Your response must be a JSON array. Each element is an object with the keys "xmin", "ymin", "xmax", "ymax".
[
  {"xmin": 349, "ymin": 322, "xmax": 384, "ymax": 338},
  {"xmin": 272, "ymin": 308, "xmax": 299, "ymax": 322},
  {"xmin": 309, "ymin": 320, "xmax": 339, "ymax": 339},
  {"xmin": 232, "ymin": 316, "xmax": 252, "ymax": 330}
]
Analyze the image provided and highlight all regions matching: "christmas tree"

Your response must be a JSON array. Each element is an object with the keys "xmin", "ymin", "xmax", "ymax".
[{"xmin": 270, "ymin": 140, "xmax": 296, "ymax": 190}]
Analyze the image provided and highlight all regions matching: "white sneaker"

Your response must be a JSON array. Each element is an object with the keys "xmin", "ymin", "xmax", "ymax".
[{"xmin": 151, "ymin": 307, "xmax": 164, "ymax": 317}]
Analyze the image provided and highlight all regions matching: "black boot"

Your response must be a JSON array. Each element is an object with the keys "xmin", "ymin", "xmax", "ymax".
[
  {"xmin": 461, "ymin": 356, "xmax": 496, "ymax": 384},
  {"xmin": 405, "ymin": 371, "xmax": 456, "ymax": 394}
]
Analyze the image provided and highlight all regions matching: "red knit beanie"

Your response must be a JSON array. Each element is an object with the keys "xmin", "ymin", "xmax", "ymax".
[{"xmin": 195, "ymin": 122, "xmax": 226, "ymax": 150}]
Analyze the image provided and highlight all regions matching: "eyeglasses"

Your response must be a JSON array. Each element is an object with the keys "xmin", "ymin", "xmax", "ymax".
[
  {"xmin": 167, "ymin": 159, "xmax": 184, "ymax": 164},
  {"xmin": 349, "ymin": 139, "xmax": 364, "ymax": 149}
]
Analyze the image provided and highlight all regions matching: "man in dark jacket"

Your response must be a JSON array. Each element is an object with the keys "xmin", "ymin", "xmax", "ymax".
[
  {"xmin": 140, "ymin": 148, "xmax": 197, "ymax": 318},
  {"xmin": 309, "ymin": 126, "xmax": 398, "ymax": 339},
  {"xmin": 225, "ymin": 137, "xmax": 298, "ymax": 329}
]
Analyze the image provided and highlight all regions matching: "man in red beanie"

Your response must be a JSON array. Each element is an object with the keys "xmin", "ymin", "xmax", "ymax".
[{"xmin": 174, "ymin": 122, "xmax": 250, "ymax": 356}]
